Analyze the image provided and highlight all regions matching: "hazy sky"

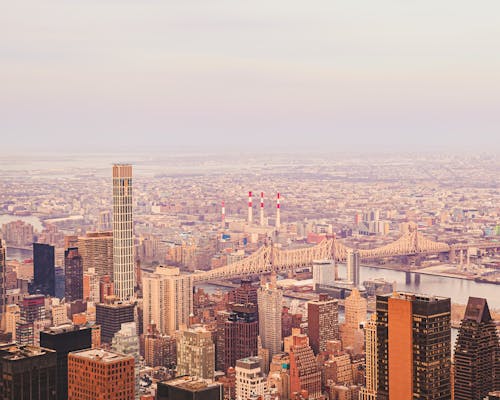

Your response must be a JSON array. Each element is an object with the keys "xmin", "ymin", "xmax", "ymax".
[{"xmin": 2, "ymin": 1, "xmax": 499, "ymax": 153}]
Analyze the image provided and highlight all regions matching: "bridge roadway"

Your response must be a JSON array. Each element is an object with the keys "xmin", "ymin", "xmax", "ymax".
[{"xmin": 192, "ymin": 230, "xmax": 499, "ymax": 283}]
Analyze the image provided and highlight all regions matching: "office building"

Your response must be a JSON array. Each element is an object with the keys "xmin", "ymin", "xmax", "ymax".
[
  {"xmin": 40, "ymin": 324, "xmax": 92, "ymax": 400},
  {"xmin": 216, "ymin": 304, "xmax": 259, "ymax": 372},
  {"xmin": 0, "ymin": 344, "xmax": 57, "ymax": 399},
  {"xmin": 177, "ymin": 325, "xmax": 215, "ymax": 380},
  {"xmin": 64, "ymin": 247, "xmax": 83, "ymax": 302},
  {"xmin": 77, "ymin": 231, "xmax": 113, "ymax": 277},
  {"xmin": 359, "ymin": 314, "xmax": 377, "ymax": 400},
  {"xmin": 235, "ymin": 356, "xmax": 266, "ymax": 400},
  {"xmin": 67, "ymin": 348, "xmax": 135, "ymax": 400},
  {"xmin": 15, "ymin": 294, "xmax": 46, "ymax": 345},
  {"xmin": 83, "ymin": 267, "xmax": 100, "ymax": 302},
  {"xmin": 454, "ymin": 297, "xmax": 500, "ymax": 400},
  {"xmin": 346, "ymin": 249, "xmax": 360, "ymax": 287},
  {"xmin": 229, "ymin": 279, "xmax": 258, "ymax": 306},
  {"xmin": 142, "ymin": 324, "xmax": 176, "ymax": 368},
  {"xmin": 96, "ymin": 299, "xmax": 135, "ymax": 343},
  {"xmin": 31, "ymin": 242, "xmax": 55, "ymax": 296},
  {"xmin": 112, "ymin": 164, "xmax": 135, "ymax": 301},
  {"xmin": 257, "ymin": 274, "xmax": 283, "ymax": 361},
  {"xmin": 157, "ymin": 377, "xmax": 223, "ymax": 400},
  {"xmin": 289, "ymin": 334, "xmax": 322, "ymax": 399},
  {"xmin": 112, "ymin": 322, "xmax": 140, "ymax": 397},
  {"xmin": 340, "ymin": 288, "xmax": 366, "ymax": 353},
  {"xmin": 376, "ymin": 292, "xmax": 451, "ymax": 400},
  {"xmin": 307, "ymin": 293, "xmax": 339, "ymax": 354},
  {"xmin": 143, "ymin": 266, "xmax": 193, "ymax": 335}
]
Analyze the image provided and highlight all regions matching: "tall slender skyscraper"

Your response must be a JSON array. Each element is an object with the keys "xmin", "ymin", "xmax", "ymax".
[
  {"xmin": 454, "ymin": 297, "xmax": 500, "ymax": 400},
  {"xmin": 346, "ymin": 249, "xmax": 360, "ymax": 287},
  {"xmin": 112, "ymin": 164, "xmax": 134, "ymax": 301},
  {"xmin": 359, "ymin": 314, "xmax": 377, "ymax": 400},
  {"xmin": 376, "ymin": 292, "xmax": 451, "ymax": 400},
  {"xmin": 257, "ymin": 274, "xmax": 283, "ymax": 361}
]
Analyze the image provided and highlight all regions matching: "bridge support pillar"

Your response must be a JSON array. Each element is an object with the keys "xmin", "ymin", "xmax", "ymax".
[
  {"xmin": 414, "ymin": 273, "xmax": 420, "ymax": 284},
  {"xmin": 405, "ymin": 271, "xmax": 412, "ymax": 284}
]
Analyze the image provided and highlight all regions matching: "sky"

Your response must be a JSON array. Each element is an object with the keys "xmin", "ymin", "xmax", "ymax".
[{"xmin": 1, "ymin": 1, "xmax": 500, "ymax": 153}]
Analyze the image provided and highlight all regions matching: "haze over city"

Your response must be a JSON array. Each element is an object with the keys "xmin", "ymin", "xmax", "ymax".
[{"xmin": 1, "ymin": 1, "xmax": 499, "ymax": 400}]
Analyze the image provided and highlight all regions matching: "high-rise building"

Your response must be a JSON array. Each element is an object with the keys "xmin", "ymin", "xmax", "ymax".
[
  {"xmin": 359, "ymin": 314, "xmax": 377, "ymax": 400},
  {"xmin": 0, "ymin": 344, "xmax": 57, "ymax": 399},
  {"xmin": 83, "ymin": 267, "xmax": 100, "ymax": 303},
  {"xmin": 289, "ymin": 334, "xmax": 322, "ymax": 399},
  {"xmin": 142, "ymin": 266, "xmax": 193, "ymax": 336},
  {"xmin": 0, "ymin": 240, "xmax": 6, "ymax": 325},
  {"xmin": 216, "ymin": 304, "xmax": 259, "ymax": 372},
  {"xmin": 67, "ymin": 349, "xmax": 135, "ymax": 400},
  {"xmin": 376, "ymin": 292, "xmax": 451, "ymax": 400},
  {"xmin": 235, "ymin": 356, "xmax": 266, "ymax": 400},
  {"xmin": 78, "ymin": 231, "xmax": 113, "ymax": 278},
  {"xmin": 346, "ymin": 249, "xmax": 360, "ymax": 287},
  {"xmin": 177, "ymin": 325, "xmax": 215, "ymax": 380},
  {"xmin": 112, "ymin": 164, "xmax": 134, "ymax": 301},
  {"xmin": 31, "ymin": 242, "xmax": 55, "ymax": 296},
  {"xmin": 64, "ymin": 247, "xmax": 83, "ymax": 302},
  {"xmin": 142, "ymin": 324, "xmax": 176, "ymax": 368},
  {"xmin": 454, "ymin": 297, "xmax": 500, "ymax": 400},
  {"xmin": 16, "ymin": 294, "xmax": 46, "ymax": 345},
  {"xmin": 257, "ymin": 274, "xmax": 282, "ymax": 361},
  {"xmin": 229, "ymin": 279, "xmax": 258, "ymax": 306},
  {"xmin": 112, "ymin": 322, "xmax": 140, "ymax": 397},
  {"xmin": 157, "ymin": 377, "xmax": 223, "ymax": 400},
  {"xmin": 40, "ymin": 324, "xmax": 92, "ymax": 400},
  {"xmin": 96, "ymin": 299, "xmax": 135, "ymax": 343},
  {"xmin": 307, "ymin": 293, "xmax": 339, "ymax": 354},
  {"xmin": 340, "ymin": 288, "xmax": 366, "ymax": 353}
]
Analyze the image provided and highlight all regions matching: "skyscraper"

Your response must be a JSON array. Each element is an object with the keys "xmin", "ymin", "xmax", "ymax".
[
  {"xmin": 111, "ymin": 322, "xmax": 140, "ymax": 397},
  {"xmin": 235, "ymin": 356, "xmax": 266, "ymax": 400},
  {"xmin": 340, "ymin": 288, "xmax": 367, "ymax": 353},
  {"xmin": 376, "ymin": 292, "xmax": 451, "ymax": 400},
  {"xmin": 454, "ymin": 297, "xmax": 500, "ymax": 400},
  {"xmin": 0, "ymin": 344, "xmax": 57, "ymax": 399},
  {"xmin": 96, "ymin": 299, "xmax": 135, "ymax": 343},
  {"xmin": 40, "ymin": 324, "xmax": 92, "ymax": 400},
  {"xmin": 307, "ymin": 293, "xmax": 339, "ymax": 354},
  {"xmin": 142, "ymin": 266, "xmax": 193, "ymax": 336},
  {"xmin": 112, "ymin": 164, "xmax": 134, "ymax": 301},
  {"xmin": 346, "ymin": 249, "xmax": 360, "ymax": 287},
  {"xmin": 31, "ymin": 242, "xmax": 55, "ymax": 296},
  {"xmin": 257, "ymin": 274, "xmax": 283, "ymax": 361},
  {"xmin": 216, "ymin": 304, "xmax": 259, "ymax": 372},
  {"xmin": 359, "ymin": 314, "xmax": 377, "ymax": 400},
  {"xmin": 67, "ymin": 349, "xmax": 135, "ymax": 400},
  {"xmin": 64, "ymin": 247, "xmax": 83, "ymax": 302},
  {"xmin": 77, "ymin": 231, "xmax": 113, "ymax": 278},
  {"xmin": 177, "ymin": 325, "xmax": 215, "ymax": 380},
  {"xmin": 289, "ymin": 334, "xmax": 322, "ymax": 399}
]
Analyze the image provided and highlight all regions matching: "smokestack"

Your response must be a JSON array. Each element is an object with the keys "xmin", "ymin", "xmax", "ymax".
[
  {"xmin": 221, "ymin": 201, "xmax": 225, "ymax": 229},
  {"xmin": 248, "ymin": 191, "xmax": 253, "ymax": 224},
  {"xmin": 276, "ymin": 192, "xmax": 281, "ymax": 230},
  {"xmin": 260, "ymin": 192, "xmax": 265, "ymax": 227}
]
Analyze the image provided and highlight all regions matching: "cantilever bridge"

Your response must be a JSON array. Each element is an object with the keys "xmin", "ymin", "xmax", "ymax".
[{"xmin": 193, "ymin": 230, "xmax": 451, "ymax": 283}]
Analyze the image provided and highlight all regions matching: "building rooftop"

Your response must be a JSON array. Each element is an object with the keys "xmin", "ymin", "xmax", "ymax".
[
  {"xmin": 236, "ymin": 356, "xmax": 262, "ymax": 370},
  {"xmin": 70, "ymin": 348, "xmax": 133, "ymax": 363},
  {"xmin": 0, "ymin": 344, "xmax": 55, "ymax": 361},
  {"xmin": 161, "ymin": 376, "xmax": 221, "ymax": 392}
]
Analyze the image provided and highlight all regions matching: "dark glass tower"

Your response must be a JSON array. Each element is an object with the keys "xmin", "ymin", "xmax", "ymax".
[
  {"xmin": 454, "ymin": 297, "xmax": 500, "ymax": 400},
  {"xmin": 31, "ymin": 243, "xmax": 55, "ymax": 296},
  {"xmin": 64, "ymin": 247, "xmax": 83, "ymax": 302},
  {"xmin": 376, "ymin": 292, "xmax": 451, "ymax": 400},
  {"xmin": 40, "ymin": 325, "xmax": 92, "ymax": 400}
]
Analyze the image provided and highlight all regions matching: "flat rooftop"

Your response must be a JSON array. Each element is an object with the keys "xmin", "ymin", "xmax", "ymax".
[
  {"xmin": 70, "ymin": 349, "xmax": 132, "ymax": 363},
  {"xmin": 162, "ymin": 376, "xmax": 220, "ymax": 392}
]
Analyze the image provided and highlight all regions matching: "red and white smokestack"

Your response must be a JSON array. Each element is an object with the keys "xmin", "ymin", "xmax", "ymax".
[
  {"xmin": 221, "ymin": 201, "xmax": 225, "ymax": 228},
  {"xmin": 260, "ymin": 192, "xmax": 265, "ymax": 226},
  {"xmin": 276, "ymin": 192, "xmax": 281, "ymax": 230},
  {"xmin": 248, "ymin": 191, "xmax": 253, "ymax": 224}
]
